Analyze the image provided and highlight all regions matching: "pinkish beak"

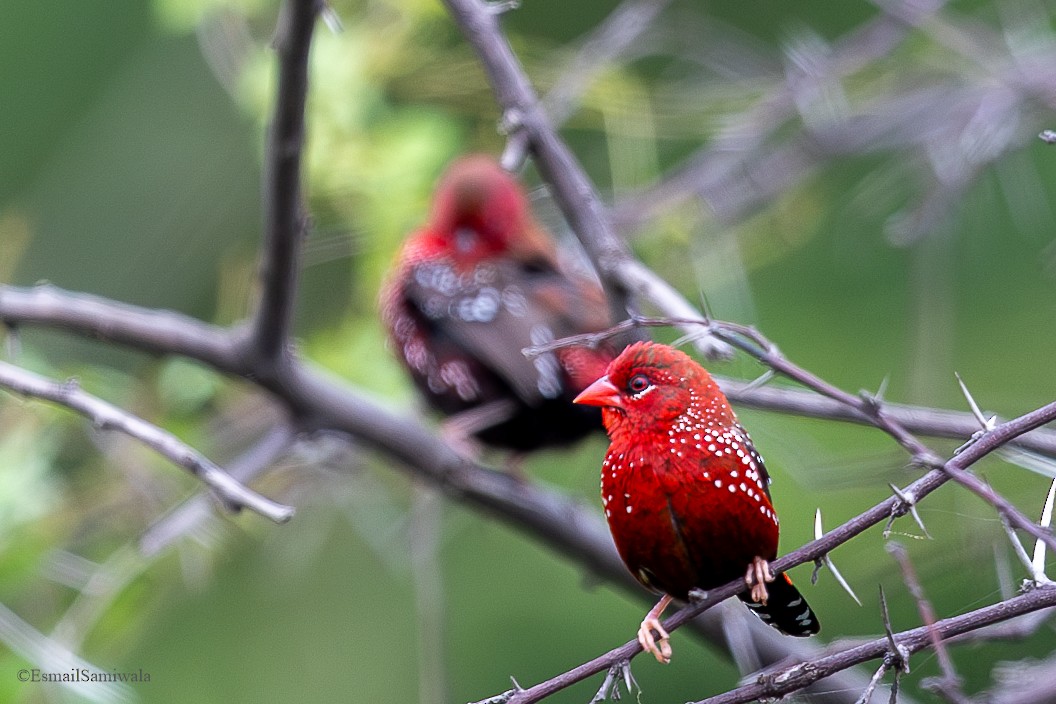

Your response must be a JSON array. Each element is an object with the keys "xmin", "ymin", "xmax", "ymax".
[{"xmin": 573, "ymin": 376, "xmax": 623, "ymax": 409}]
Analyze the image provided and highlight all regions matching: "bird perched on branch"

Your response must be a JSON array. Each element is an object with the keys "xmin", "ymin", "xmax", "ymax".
[
  {"xmin": 575, "ymin": 341, "xmax": 819, "ymax": 663},
  {"xmin": 381, "ymin": 155, "xmax": 622, "ymax": 454}
]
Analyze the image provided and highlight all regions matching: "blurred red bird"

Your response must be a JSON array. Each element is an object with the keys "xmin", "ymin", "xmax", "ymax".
[
  {"xmin": 575, "ymin": 341, "xmax": 819, "ymax": 663},
  {"xmin": 381, "ymin": 155, "xmax": 620, "ymax": 453}
]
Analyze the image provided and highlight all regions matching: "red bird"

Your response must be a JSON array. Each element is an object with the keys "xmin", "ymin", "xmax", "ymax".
[
  {"xmin": 381, "ymin": 155, "xmax": 619, "ymax": 452},
  {"xmin": 575, "ymin": 341, "xmax": 819, "ymax": 663}
]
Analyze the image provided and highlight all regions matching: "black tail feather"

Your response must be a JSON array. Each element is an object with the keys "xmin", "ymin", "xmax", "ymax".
[{"xmin": 739, "ymin": 572, "xmax": 820, "ymax": 636}]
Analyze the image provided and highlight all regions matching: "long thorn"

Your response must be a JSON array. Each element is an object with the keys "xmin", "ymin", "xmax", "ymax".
[{"xmin": 1032, "ymin": 478, "xmax": 1056, "ymax": 582}]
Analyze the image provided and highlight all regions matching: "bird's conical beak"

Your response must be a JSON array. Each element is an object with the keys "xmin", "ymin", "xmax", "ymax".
[{"xmin": 574, "ymin": 376, "xmax": 623, "ymax": 409}]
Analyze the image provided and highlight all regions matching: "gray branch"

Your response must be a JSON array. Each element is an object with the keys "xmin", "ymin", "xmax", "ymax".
[{"xmin": 0, "ymin": 360, "xmax": 295, "ymax": 524}]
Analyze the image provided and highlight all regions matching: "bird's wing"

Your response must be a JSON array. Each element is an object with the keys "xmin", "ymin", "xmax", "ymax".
[
  {"xmin": 401, "ymin": 256, "xmax": 612, "ymax": 405},
  {"xmin": 731, "ymin": 421, "xmax": 773, "ymax": 498}
]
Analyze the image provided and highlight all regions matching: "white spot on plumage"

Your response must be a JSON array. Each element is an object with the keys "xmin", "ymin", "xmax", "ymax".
[
  {"xmin": 501, "ymin": 285, "xmax": 528, "ymax": 317},
  {"xmin": 529, "ymin": 325, "xmax": 562, "ymax": 398}
]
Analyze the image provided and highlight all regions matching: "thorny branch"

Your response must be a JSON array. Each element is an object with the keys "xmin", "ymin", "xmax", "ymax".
[
  {"xmin": 10, "ymin": 285, "xmax": 1056, "ymax": 455},
  {"xmin": 688, "ymin": 584, "xmax": 1056, "ymax": 704},
  {"xmin": 476, "ymin": 396, "xmax": 1056, "ymax": 704},
  {"xmin": 481, "ymin": 396, "xmax": 1056, "ymax": 704}
]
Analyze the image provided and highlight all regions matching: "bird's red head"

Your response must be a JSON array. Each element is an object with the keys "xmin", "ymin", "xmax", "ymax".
[
  {"xmin": 574, "ymin": 341, "xmax": 731, "ymax": 442},
  {"xmin": 426, "ymin": 155, "xmax": 552, "ymax": 265}
]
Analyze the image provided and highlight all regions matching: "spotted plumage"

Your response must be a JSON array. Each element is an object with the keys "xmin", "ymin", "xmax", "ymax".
[
  {"xmin": 380, "ymin": 155, "xmax": 620, "ymax": 451},
  {"xmin": 575, "ymin": 341, "xmax": 819, "ymax": 663}
]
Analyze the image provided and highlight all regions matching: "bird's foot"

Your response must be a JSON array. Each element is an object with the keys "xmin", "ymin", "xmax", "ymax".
[
  {"xmin": 637, "ymin": 617, "xmax": 672, "ymax": 665},
  {"xmin": 439, "ymin": 399, "xmax": 517, "ymax": 462},
  {"xmin": 638, "ymin": 594, "xmax": 674, "ymax": 664},
  {"xmin": 745, "ymin": 556, "xmax": 775, "ymax": 604}
]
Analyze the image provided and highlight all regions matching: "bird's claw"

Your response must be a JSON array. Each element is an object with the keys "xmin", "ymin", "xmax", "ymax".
[
  {"xmin": 637, "ymin": 617, "xmax": 672, "ymax": 664},
  {"xmin": 746, "ymin": 556, "xmax": 775, "ymax": 604}
]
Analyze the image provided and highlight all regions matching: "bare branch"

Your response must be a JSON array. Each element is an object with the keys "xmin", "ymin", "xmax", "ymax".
[
  {"xmin": 887, "ymin": 542, "xmax": 968, "ymax": 703},
  {"xmin": 0, "ymin": 284, "xmax": 241, "ymax": 369},
  {"xmin": 503, "ymin": 0, "xmax": 672, "ymax": 171},
  {"xmin": 139, "ymin": 424, "xmax": 296, "ymax": 557},
  {"xmin": 542, "ymin": 0, "xmax": 670, "ymax": 125},
  {"xmin": 609, "ymin": 1, "xmax": 947, "ymax": 232},
  {"xmin": 250, "ymin": 0, "xmax": 321, "ymax": 365},
  {"xmin": 0, "ymin": 360, "xmax": 294, "ymax": 524},
  {"xmin": 689, "ymin": 585, "xmax": 1056, "ymax": 704},
  {"xmin": 440, "ymin": 0, "xmax": 732, "ymax": 360},
  {"xmin": 708, "ymin": 319, "xmax": 942, "ymax": 466},
  {"xmin": 11, "ymin": 284, "xmax": 1056, "ymax": 457}
]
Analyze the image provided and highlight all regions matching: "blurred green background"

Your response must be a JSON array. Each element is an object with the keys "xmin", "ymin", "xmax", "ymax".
[{"xmin": 3, "ymin": 0, "xmax": 1056, "ymax": 702}]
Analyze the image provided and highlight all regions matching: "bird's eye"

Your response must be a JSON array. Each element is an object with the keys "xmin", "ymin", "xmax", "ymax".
[{"xmin": 627, "ymin": 374, "xmax": 651, "ymax": 394}]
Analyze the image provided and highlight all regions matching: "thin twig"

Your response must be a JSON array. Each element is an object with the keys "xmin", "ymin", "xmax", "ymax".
[
  {"xmin": 0, "ymin": 360, "xmax": 294, "ymax": 524},
  {"xmin": 610, "ymin": 0, "xmax": 949, "ymax": 233},
  {"xmin": 139, "ymin": 424, "xmax": 296, "ymax": 556},
  {"xmin": 887, "ymin": 543, "xmax": 969, "ymax": 703},
  {"xmin": 503, "ymin": 0, "xmax": 673, "ymax": 171}
]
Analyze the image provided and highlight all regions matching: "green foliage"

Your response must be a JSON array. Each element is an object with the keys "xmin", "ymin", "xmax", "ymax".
[{"xmin": 157, "ymin": 359, "xmax": 222, "ymax": 416}]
